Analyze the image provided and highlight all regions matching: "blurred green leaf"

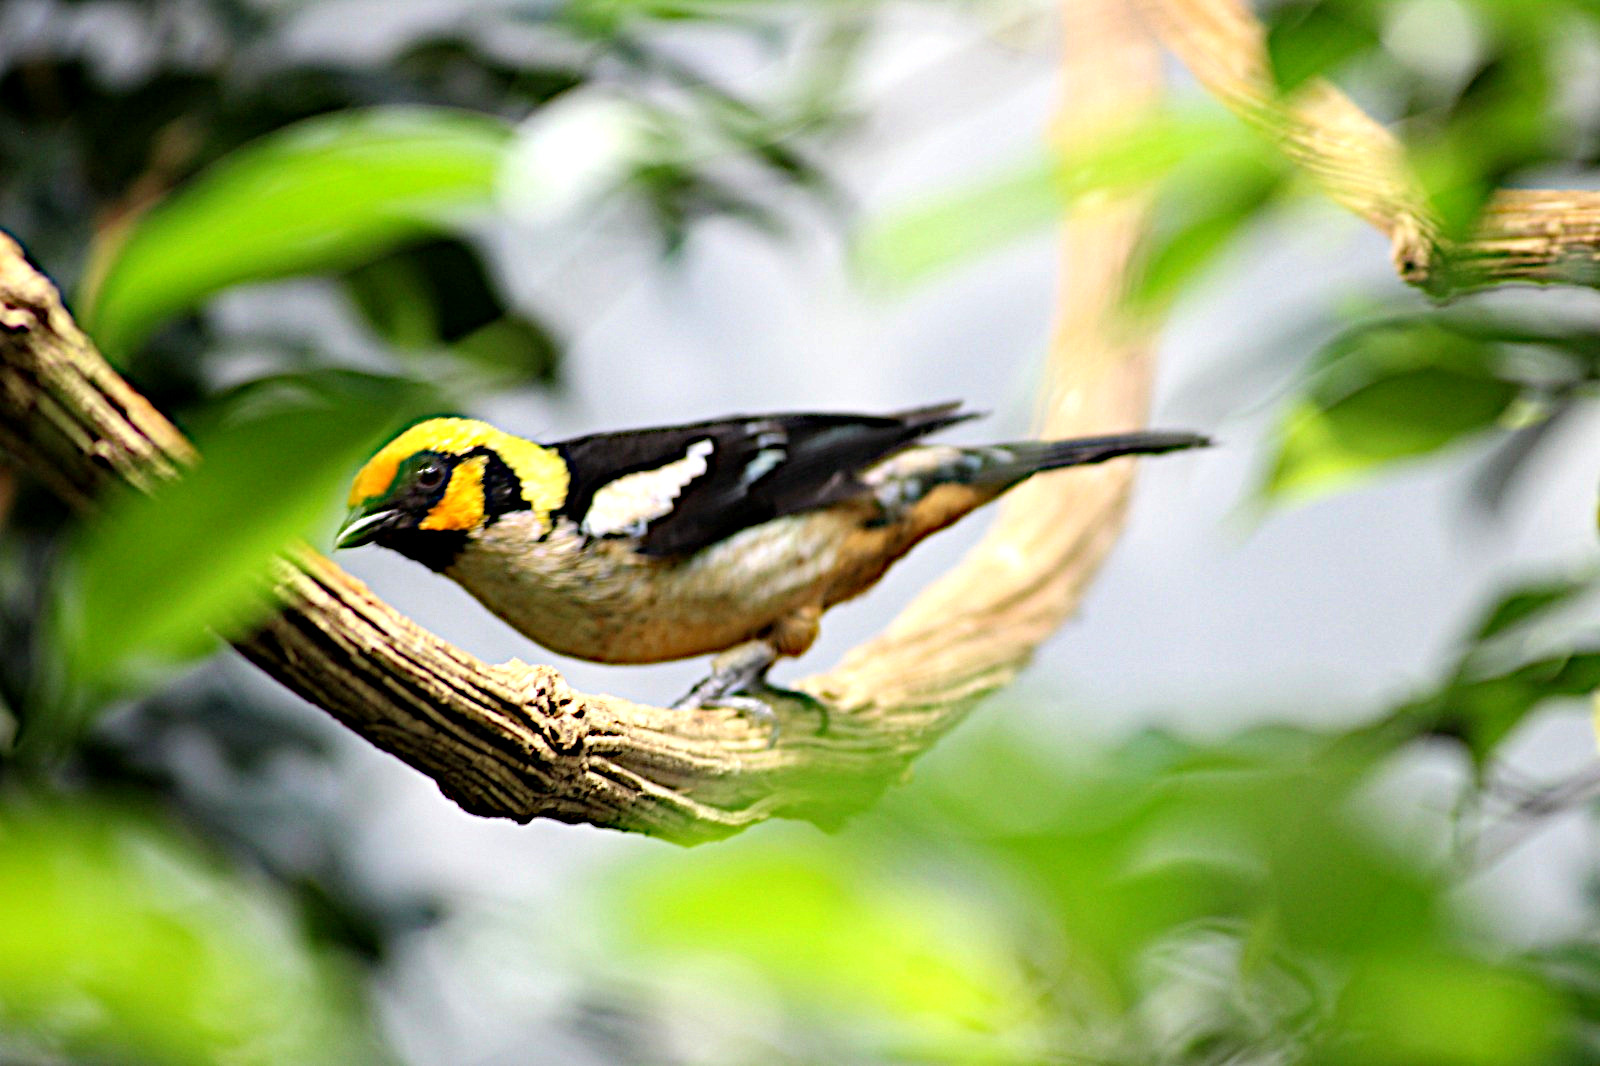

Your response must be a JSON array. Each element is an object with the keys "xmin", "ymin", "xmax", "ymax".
[
  {"xmin": 856, "ymin": 110, "xmax": 1273, "ymax": 287},
  {"xmin": 969, "ymin": 729, "xmax": 1442, "ymax": 990},
  {"xmin": 1332, "ymin": 951, "xmax": 1560, "ymax": 1065},
  {"xmin": 1411, "ymin": 50, "xmax": 1554, "ymax": 246},
  {"xmin": 1265, "ymin": 317, "xmax": 1525, "ymax": 499},
  {"xmin": 343, "ymin": 237, "xmax": 561, "ymax": 386},
  {"xmin": 1471, "ymin": 573, "xmax": 1597, "ymax": 642},
  {"xmin": 1267, "ymin": 368, "xmax": 1517, "ymax": 497},
  {"xmin": 611, "ymin": 837, "xmax": 1046, "ymax": 1060},
  {"xmin": 567, "ymin": 0, "xmax": 778, "ymax": 34},
  {"xmin": 447, "ymin": 316, "xmax": 562, "ymax": 387},
  {"xmin": 1260, "ymin": 300, "xmax": 1600, "ymax": 506},
  {"xmin": 611, "ymin": 838, "xmax": 1036, "ymax": 1056},
  {"xmin": 1128, "ymin": 133, "xmax": 1291, "ymax": 314},
  {"xmin": 344, "ymin": 237, "xmax": 501, "ymax": 348},
  {"xmin": 588, "ymin": 724, "xmax": 1576, "ymax": 1062},
  {"xmin": 1392, "ymin": 651, "xmax": 1600, "ymax": 768},
  {"xmin": 343, "ymin": 251, "xmax": 442, "ymax": 351},
  {"xmin": 1352, "ymin": 575, "xmax": 1600, "ymax": 765},
  {"xmin": 1265, "ymin": 0, "xmax": 1382, "ymax": 92},
  {"xmin": 0, "ymin": 800, "xmax": 381, "ymax": 1065},
  {"xmin": 855, "ymin": 159, "xmax": 1062, "ymax": 286},
  {"xmin": 1385, "ymin": 3, "xmax": 1561, "ymax": 255},
  {"xmin": 56, "ymin": 372, "xmax": 437, "ymax": 705},
  {"xmin": 1529, "ymin": 942, "xmax": 1600, "ymax": 1055},
  {"xmin": 83, "ymin": 107, "xmax": 513, "ymax": 359}
]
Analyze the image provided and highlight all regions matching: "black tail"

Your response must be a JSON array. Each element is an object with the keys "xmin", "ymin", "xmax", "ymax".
[
  {"xmin": 972, "ymin": 429, "xmax": 1210, "ymax": 484},
  {"xmin": 887, "ymin": 400, "xmax": 983, "ymax": 440}
]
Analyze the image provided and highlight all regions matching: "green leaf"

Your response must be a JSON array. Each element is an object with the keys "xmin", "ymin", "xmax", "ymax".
[
  {"xmin": 343, "ymin": 237, "xmax": 561, "ymax": 387},
  {"xmin": 1268, "ymin": 367, "xmax": 1517, "ymax": 498},
  {"xmin": 0, "ymin": 801, "xmax": 381, "ymax": 1065},
  {"xmin": 567, "ymin": 0, "xmax": 779, "ymax": 33},
  {"xmin": 1471, "ymin": 573, "xmax": 1597, "ymax": 642},
  {"xmin": 345, "ymin": 237, "xmax": 499, "ymax": 348},
  {"xmin": 83, "ymin": 107, "xmax": 513, "ymax": 359},
  {"xmin": 1265, "ymin": 0, "xmax": 1382, "ymax": 92},
  {"xmin": 853, "ymin": 159, "xmax": 1063, "ymax": 285},
  {"xmin": 1128, "ymin": 134, "xmax": 1289, "ymax": 314},
  {"xmin": 446, "ymin": 316, "xmax": 561, "ymax": 386},
  {"xmin": 1406, "ymin": 47, "xmax": 1555, "ymax": 249},
  {"xmin": 1394, "ymin": 652, "xmax": 1600, "ymax": 766},
  {"xmin": 1333, "ymin": 951, "xmax": 1560, "ymax": 1066},
  {"xmin": 56, "ymin": 372, "xmax": 437, "ymax": 705},
  {"xmin": 611, "ymin": 838, "xmax": 1044, "ymax": 1060},
  {"xmin": 856, "ymin": 110, "xmax": 1260, "ymax": 287}
]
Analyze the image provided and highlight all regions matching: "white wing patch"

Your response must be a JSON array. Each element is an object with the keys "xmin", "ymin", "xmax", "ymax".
[
  {"xmin": 583, "ymin": 438, "xmax": 715, "ymax": 537},
  {"xmin": 741, "ymin": 423, "xmax": 788, "ymax": 486}
]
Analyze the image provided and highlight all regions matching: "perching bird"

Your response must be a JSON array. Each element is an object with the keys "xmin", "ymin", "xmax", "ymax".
[{"xmin": 335, "ymin": 403, "xmax": 1206, "ymax": 723}]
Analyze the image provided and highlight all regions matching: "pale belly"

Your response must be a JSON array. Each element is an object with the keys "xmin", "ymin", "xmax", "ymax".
[{"xmin": 444, "ymin": 508, "xmax": 883, "ymax": 663}]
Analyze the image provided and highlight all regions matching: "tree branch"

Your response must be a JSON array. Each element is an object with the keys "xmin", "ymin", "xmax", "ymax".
[
  {"xmin": 0, "ymin": 0, "xmax": 1166, "ymax": 843},
  {"xmin": 1136, "ymin": 0, "xmax": 1600, "ymax": 294}
]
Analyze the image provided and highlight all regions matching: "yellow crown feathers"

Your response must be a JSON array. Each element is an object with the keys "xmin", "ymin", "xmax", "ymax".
[{"xmin": 349, "ymin": 418, "xmax": 570, "ymax": 522}]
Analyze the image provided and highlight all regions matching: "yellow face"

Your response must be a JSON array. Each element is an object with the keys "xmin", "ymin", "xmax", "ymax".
[{"xmin": 337, "ymin": 418, "xmax": 569, "ymax": 552}]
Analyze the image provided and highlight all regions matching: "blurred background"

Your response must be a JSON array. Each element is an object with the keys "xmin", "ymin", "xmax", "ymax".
[{"xmin": 4, "ymin": 0, "xmax": 1600, "ymax": 1062}]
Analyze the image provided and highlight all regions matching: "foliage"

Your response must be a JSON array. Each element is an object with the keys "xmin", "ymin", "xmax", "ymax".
[
  {"xmin": 0, "ymin": 800, "xmax": 382, "ymax": 1065},
  {"xmin": 83, "ymin": 107, "xmax": 515, "ymax": 359},
  {"xmin": 551, "ymin": 713, "xmax": 1586, "ymax": 1063},
  {"xmin": 1261, "ymin": 0, "xmax": 1598, "ymax": 244},
  {"xmin": 1263, "ymin": 296, "xmax": 1600, "ymax": 501},
  {"xmin": 1372, "ymin": 570, "xmax": 1600, "ymax": 769},
  {"xmin": 0, "ymin": 1, "xmax": 859, "ymax": 1060},
  {"xmin": 865, "ymin": 0, "xmax": 1600, "ymax": 502},
  {"xmin": 55, "ymin": 371, "xmax": 439, "ymax": 712},
  {"xmin": 858, "ymin": 108, "xmax": 1295, "ymax": 306},
  {"xmin": 3, "ymin": 0, "xmax": 1600, "ymax": 1063}
]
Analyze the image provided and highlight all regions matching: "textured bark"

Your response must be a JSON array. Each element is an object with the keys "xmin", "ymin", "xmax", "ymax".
[
  {"xmin": 1137, "ymin": 0, "xmax": 1600, "ymax": 294},
  {"xmin": 0, "ymin": 0, "xmax": 1164, "ymax": 843}
]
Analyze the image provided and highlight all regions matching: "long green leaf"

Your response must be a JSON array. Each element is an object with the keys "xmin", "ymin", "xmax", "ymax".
[
  {"xmin": 84, "ymin": 107, "xmax": 513, "ymax": 358},
  {"xmin": 1264, "ymin": 315, "xmax": 1526, "ymax": 500},
  {"xmin": 1471, "ymin": 573, "xmax": 1598, "ymax": 642},
  {"xmin": 59, "ymin": 373, "xmax": 437, "ymax": 701},
  {"xmin": 856, "ymin": 110, "xmax": 1262, "ymax": 287},
  {"xmin": 1265, "ymin": 0, "xmax": 1382, "ymax": 92},
  {"xmin": 1267, "ymin": 367, "xmax": 1518, "ymax": 498}
]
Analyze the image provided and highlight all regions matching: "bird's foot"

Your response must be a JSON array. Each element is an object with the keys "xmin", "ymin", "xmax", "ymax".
[
  {"xmin": 672, "ymin": 682, "xmax": 830, "ymax": 748},
  {"xmin": 672, "ymin": 641, "xmax": 783, "ymax": 746},
  {"xmin": 688, "ymin": 694, "xmax": 782, "ymax": 745},
  {"xmin": 671, "ymin": 688, "xmax": 782, "ymax": 747}
]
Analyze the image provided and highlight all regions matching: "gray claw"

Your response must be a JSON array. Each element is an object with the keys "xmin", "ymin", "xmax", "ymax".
[{"xmin": 672, "ymin": 690, "xmax": 780, "ymax": 747}]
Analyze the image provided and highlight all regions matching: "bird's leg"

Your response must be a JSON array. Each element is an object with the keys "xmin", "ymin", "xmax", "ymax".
[
  {"xmin": 672, "ymin": 640, "xmax": 782, "ymax": 743},
  {"xmin": 675, "ymin": 639, "xmax": 779, "ymax": 704},
  {"xmin": 758, "ymin": 605, "xmax": 830, "ymax": 735}
]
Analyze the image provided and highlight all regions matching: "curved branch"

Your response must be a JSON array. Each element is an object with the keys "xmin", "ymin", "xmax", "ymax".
[
  {"xmin": 0, "ymin": 0, "xmax": 1164, "ymax": 842},
  {"xmin": 1137, "ymin": 0, "xmax": 1600, "ymax": 294}
]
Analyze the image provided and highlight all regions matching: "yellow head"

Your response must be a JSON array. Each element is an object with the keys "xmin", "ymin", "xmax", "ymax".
[{"xmin": 336, "ymin": 418, "xmax": 569, "ymax": 569}]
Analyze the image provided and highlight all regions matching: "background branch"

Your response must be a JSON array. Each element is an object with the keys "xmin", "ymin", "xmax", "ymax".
[
  {"xmin": 0, "ymin": 0, "xmax": 1164, "ymax": 843},
  {"xmin": 1137, "ymin": 0, "xmax": 1600, "ymax": 293}
]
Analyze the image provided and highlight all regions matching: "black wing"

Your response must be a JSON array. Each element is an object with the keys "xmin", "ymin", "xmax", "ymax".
[{"xmin": 553, "ymin": 402, "xmax": 978, "ymax": 557}]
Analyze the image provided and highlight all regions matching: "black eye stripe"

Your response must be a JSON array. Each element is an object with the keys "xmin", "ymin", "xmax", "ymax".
[{"xmin": 463, "ymin": 446, "xmax": 533, "ymax": 520}]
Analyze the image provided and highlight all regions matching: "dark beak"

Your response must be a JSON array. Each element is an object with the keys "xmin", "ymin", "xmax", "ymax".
[{"xmin": 335, "ymin": 506, "xmax": 401, "ymax": 549}]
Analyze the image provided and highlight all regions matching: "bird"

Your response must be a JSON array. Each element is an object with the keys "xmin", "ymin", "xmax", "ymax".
[{"xmin": 335, "ymin": 402, "xmax": 1207, "ymax": 731}]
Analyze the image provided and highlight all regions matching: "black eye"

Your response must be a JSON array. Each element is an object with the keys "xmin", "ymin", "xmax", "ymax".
[{"xmin": 415, "ymin": 462, "xmax": 447, "ymax": 491}]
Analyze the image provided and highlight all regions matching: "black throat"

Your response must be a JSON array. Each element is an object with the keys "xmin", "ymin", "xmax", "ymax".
[{"xmin": 380, "ymin": 528, "xmax": 470, "ymax": 573}]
